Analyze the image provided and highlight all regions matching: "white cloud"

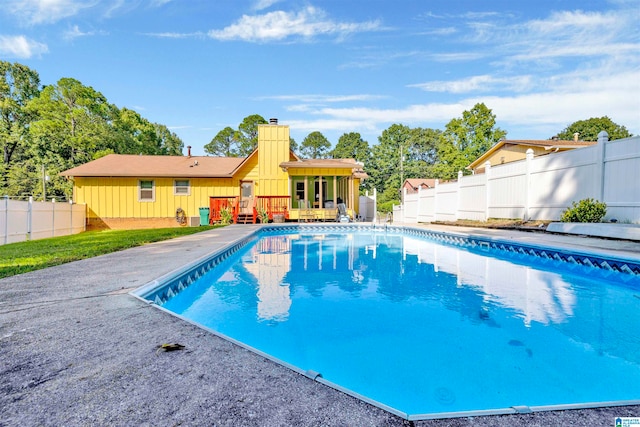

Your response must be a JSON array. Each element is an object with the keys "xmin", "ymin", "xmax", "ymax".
[
  {"xmin": 420, "ymin": 27, "xmax": 457, "ymax": 36},
  {"xmin": 253, "ymin": 0, "xmax": 281, "ymax": 11},
  {"xmin": 208, "ymin": 6, "xmax": 381, "ymax": 42},
  {"xmin": 63, "ymin": 25, "xmax": 107, "ymax": 40},
  {"xmin": 429, "ymin": 52, "xmax": 486, "ymax": 62},
  {"xmin": 143, "ymin": 31, "xmax": 205, "ymax": 39},
  {"xmin": 409, "ymin": 75, "xmax": 534, "ymax": 94},
  {"xmin": 472, "ymin": 9, "xmax": 638, "ymax": 66},
  {"xmin": 7, "ymin": 0, "xmax": 95, "ymax": 25},
  {"xmin": 259, "ymin": 94, "xmax": 386, "ymax": 103},
  {"xmin": 0, "ymin": 35, "xmax": 48, "ymax": 58},
  {"xmin": 149, "ymin": 0, "xmax": 173, "ymax": 6},
  {"xmin": 288, "ymin": 67, "xmax": 640, "ymax": 139}
]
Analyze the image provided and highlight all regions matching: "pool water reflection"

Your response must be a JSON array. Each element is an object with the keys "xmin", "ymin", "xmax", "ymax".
[{"xmin": 161, "ymin": 231, "xmax": 640, "ymax": 417}]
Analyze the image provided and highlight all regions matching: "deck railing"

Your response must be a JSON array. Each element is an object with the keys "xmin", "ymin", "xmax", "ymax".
[
  {"xmin": 209, "ymin": 196, "xmax": 239, "ymax": 224},
  {"xmin": 255, "ymin": 196, "xmax": 290, "ymax": 220}
]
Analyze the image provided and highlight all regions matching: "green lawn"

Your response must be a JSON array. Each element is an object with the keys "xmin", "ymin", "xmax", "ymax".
[{"xmin": 0, "ymin": 226, "xmax": 221, "ymax": 279}]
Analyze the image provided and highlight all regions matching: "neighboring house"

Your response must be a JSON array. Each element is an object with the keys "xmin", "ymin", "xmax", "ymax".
[
  {"xmin": 401, "ymin": 178, "xmax": 436, "ymax": 202},
  {"xmin": 60, "ymin": 121, "xmax": 367, "ymax": 229},
  {"xmin": 402, "ymin": 178, "xmax": 436, "ymax": 194},
  {"xmin": 467, "ymin": 137, "xmax": 595, "ymax": 174}
]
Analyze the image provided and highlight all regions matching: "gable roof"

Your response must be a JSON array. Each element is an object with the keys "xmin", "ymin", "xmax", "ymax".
[
  {"xmin": 403, "ymin": 178, "xmax": 436, "ymax": 190},
  {"xmin": 60, "ymin": 154, "xmax": 244, "ymax": 178},
  {"xmin": 468, "ymin": 139, "xmax": 596, "ymax": 170}
]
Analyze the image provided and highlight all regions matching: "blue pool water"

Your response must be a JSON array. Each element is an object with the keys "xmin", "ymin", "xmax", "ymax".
[{"xmin": 155, "ymin": 229, "xmax": 640, "ymax": 417}]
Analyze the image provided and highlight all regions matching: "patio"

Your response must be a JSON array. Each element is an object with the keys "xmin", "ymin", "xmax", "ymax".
[{"xmin": 0, "ymin": 224, "xmax": 638, "ymax": 426}]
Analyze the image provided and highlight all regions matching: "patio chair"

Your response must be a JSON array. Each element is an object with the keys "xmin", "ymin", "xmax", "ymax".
[{"xmin": 336, "ymin": 203, "xmax": 350, "ymax": 222}]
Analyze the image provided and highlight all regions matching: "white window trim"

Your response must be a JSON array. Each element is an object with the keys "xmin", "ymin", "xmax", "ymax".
[
  {"xmin": 139, "ymin": 180, "xmax": 155, "ymax": 202},
  {"xmin": 174, "ymin": 179, "xmax": 190, "ymax": 196}
]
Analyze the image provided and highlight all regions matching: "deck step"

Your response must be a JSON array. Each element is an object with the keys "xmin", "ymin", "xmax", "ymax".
[{"xmin": 236, "ymin": 214, "xmax": 254, "ymax": 224}]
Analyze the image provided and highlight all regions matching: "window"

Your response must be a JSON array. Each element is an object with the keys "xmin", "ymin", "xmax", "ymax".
[
  {"xmin": 174, "ymin": 179, "xmax": 190, "ymax": 196},
  {"xmin": 241, "ymin": 181, "xmax": 253, "ymax": 198},
  {"xmin": 295, "ymin": 182, "xmax": 305, "ymax": 201},
  {"xmin": 139, "ymin": 180, "xmax": 155, "ymax": 201}
]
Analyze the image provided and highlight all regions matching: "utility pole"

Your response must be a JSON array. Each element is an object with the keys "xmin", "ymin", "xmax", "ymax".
[{"xmin": 400, "ymin": 144, "xmax": 404, "ymax": 186}]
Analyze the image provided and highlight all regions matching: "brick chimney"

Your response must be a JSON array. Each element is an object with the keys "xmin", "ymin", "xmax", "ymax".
[{"xmin": 187, "ymin": 145, "xmax": 192, "ymax": 157}]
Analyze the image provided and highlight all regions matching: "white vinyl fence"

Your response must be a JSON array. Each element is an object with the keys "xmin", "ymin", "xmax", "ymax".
[
  {"xmin": 358, "ymin": 188, "xmax": 377, "ymax": 222},
  {"xmin": 1, "ymin": 197, "xmax": 86, "ymax": 245},
  {"xmin": 395, "ymin": 132, "xmax": 640, "ymax": 224}
]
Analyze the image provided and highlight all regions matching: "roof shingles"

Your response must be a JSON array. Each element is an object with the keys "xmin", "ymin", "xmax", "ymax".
[{"xmin": 60, "ymin": 154, "xmax": 244, "ymax": 178}]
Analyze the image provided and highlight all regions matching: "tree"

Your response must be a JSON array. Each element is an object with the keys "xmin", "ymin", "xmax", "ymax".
[
  {"xmin": 557, "ymin": 116, "xmax": 632, "ymax": 141},
  {"xmin": 289, "ymin": 137, "xmax": 298, "ymax": 154},
  {"xmin": 432, "ymin": 103, "xmax": 506, "ymax": 180},
  {"xmin": 205, "ymin": 126, "xmax": 239, "ymax": 157},
  {"xmin": 300, "ymin": 131, "xmax": 331, "ymax": 159},
  {"xmin": 330, "ymin": 132, "xmax": 371, "ymax": 164},
  {"xmin": 25, "ymin": 78, "xmax": 118, "ymax": 198},
  {"xmin": 369, "ymin": 124, "xmax": 412, "ymax": 202},
  {"xmin": 0, "ymin": 61, "xmax": 41, "ymax": 192},
  {"xmin": 153, "ymin": 123, "xmax": 183, "ymax": 155},
  {"xmin": 236, "ymin": 114, "xmax": 267, "ymax": 156},
  {"xmin": 407, "ymin": 127, "xmax": 441, "ymax": 178}
]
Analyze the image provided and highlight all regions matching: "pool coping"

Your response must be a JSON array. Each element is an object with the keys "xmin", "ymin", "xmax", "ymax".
[{"xmin": 131, "ymin": 223, "xmax": 640, "ymax": 421}]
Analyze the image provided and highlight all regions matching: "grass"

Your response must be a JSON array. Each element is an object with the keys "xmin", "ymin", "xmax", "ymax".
[{"xmin": 0, "ymin": 226, "xmax": 221, "ymax": 279}]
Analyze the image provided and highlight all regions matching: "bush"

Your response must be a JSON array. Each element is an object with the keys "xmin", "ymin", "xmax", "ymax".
[
  {"xmin": 377, "ymin": 200, "xmax": 397, "ymax": 213},
  {"xmin": 560, "ymin": 198, "xmax": 607, "ymax": 223},
  {"xmin": 220, "ymin": 207, "xmax": 233, "ymax": 225},
  {"xmin": 257, "ymin": 208, "xmax": 269, "ymax": 224}
]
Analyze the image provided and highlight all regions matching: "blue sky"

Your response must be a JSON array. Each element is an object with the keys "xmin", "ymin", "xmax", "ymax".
[{"xmin": 1, "ymin": 0, "xmax": 639, "ymax": 156}]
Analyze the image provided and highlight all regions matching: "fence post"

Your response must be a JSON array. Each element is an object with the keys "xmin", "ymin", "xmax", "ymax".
[
  {"xmin": 3, "ymin": 196, "xmax": 7, "ymax": 245},
  {"xmin": 69, "ymin": 199, "xmax": 73, "ymax": 236},
  {"xmin": 596, "ymin": 131, "xmax": 608, "ymax": 201},
  {"xmin": 434, "ymin": 179, "xmax": 439, "ymax": 222},
  {"xmin": 417, "ymin": 184, "xmax": 422, "ymax": 223},
  {"xmin": 456, "ymin": 170, "xmax": 463, "ymax": 220},
  {"xmin": 28, "ymin": 196, "xmax": 33, "ymax": 240},
  {"xmin": 402, "ymin": 187, "xmax": 407, "ymax": 223},
  {"xmin": 372, "ymin": 188, "xmax": 377, "ymax": 223},
  {"xmin": 525, "ymin": 149, "xmax": 534, "ymax": 220},
  {"xmin": 484, "ymin": 161, "xmax": 491, "ymax": 221},
  {"xmin": 51, "ymin": 198, "xmax": 56, "ymax": 237}
]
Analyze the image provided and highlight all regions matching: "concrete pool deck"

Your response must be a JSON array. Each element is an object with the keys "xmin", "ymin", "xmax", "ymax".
[{"xmin": 1, "ymin": 223, "xmax": 638, "ymax": 426}]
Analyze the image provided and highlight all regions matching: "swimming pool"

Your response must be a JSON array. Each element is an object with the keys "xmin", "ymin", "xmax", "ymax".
[{"xmin": 133, "ymin": 225, "xmax": 640, "ymax": 420}]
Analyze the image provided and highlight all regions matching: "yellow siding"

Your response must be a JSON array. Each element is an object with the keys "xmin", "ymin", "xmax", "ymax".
[
  {"xmin": 234, "ymin": 152, "xmax": 259, "ymax": 182},
  {"xmin": 287, "ymin": 167, "xmax": 353, "ymax": 177},
  {"xmin": 74, "ymin": 176, "xmax": 238, "ymax": 219},
  {"xmin": 257, "ymin": 124, "xmax": 290, "ymax": 196}
]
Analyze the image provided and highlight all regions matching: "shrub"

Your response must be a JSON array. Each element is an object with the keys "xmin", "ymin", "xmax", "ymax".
[
  {"xmin": 220, "ymin": 207, "xmax": 233, "ymax": 225},
  {"xmin": 257, "ymin": 208, "xmax": 269, "ymax": 224},
  {"xmin": 560, "ymin": 198, "xmax": 607, "ymax": 223},
  {"xmin": 377, "ymin": 200, "xmax": 397, "ymax": 213}
]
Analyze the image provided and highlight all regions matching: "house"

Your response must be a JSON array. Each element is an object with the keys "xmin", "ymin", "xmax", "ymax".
[
  {"xmin": 60, "ymin": 120, "xmax": 367, "ymax": 229},
  {"xmin": 467, "ymin": 137, "xmax": 595, "ymax": 174},
  {"xmin": 400, "ymin": 178, "xmax": 436, "ymax": 202},
  {"xmin": 402, "ymin": 178, "xmax": 436, "ymax": 194}
]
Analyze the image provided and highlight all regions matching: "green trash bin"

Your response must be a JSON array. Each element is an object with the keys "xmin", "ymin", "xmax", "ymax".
[{"xmin": 199, "ymin": 207, "xmax": 210, "ymax": 226}]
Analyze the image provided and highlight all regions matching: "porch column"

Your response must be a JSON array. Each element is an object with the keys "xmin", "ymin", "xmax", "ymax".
[
  {"xmin": 333, "ymin": 176, "xmax": 337, "ymax": 205},
  {"xmin": 318, "ymin": 175, "xmax": 323, "ymax": 207},
  {"xmin": 349, "ymin": 177, "xmax": 354, "ymax": 209}
]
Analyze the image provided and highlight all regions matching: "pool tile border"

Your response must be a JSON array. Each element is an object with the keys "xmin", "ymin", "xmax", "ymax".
[{"xmin": 135, "ymin": 223, "xmax": 640, "ymax": 307}]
